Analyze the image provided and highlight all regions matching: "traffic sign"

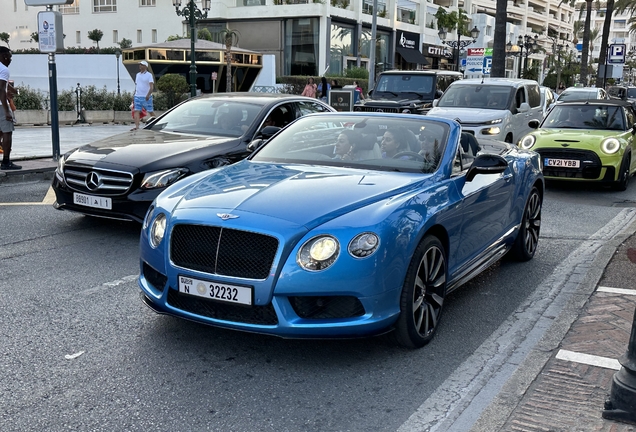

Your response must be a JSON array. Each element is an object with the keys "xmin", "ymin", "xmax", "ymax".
[{"xmin": 609, "ymin": 44, "xmax": 626, "ymax": 64}]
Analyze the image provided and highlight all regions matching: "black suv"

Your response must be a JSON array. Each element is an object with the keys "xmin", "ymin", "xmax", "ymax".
[
  {"xmin": 353, "ymin": 70, "xmax": 462, "ymax": 114},
  {"xmin": 607, "ymin": 85, "xmax": 636, "ymax": 108}
]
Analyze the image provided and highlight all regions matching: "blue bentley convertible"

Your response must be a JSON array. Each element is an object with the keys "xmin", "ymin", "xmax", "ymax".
[{"xmin": 138, "ymin": 113, "xmax": 544, "ymax": 348}]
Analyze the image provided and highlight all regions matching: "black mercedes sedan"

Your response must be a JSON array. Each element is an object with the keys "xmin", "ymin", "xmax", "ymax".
[{"xmin": 52, "ymin": 93, "xmax": 334, "ymax": 222}]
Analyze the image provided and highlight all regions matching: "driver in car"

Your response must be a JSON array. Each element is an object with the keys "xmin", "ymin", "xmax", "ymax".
[{"xmin": 381, "ymin": 126, "xmax": 411, "ymax": 158}]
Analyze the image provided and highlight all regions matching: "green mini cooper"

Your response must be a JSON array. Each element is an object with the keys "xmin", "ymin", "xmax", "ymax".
[{"xmin": 519, "ymin": 100, "xmax": 636, "ymax": 190}]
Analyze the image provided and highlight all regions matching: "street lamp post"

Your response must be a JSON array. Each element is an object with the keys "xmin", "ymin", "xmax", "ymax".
[
  {"xmin": 173, "ymin": 0, "xmax": 211, "ymax": 98},
  {"xmin": 114, "ymin": 49, "xmax": 121, "ymax": 95},
  {"xmin": 517, "ymin": 34, "xmax": 539, "ymax": 78},
  {"xmin": 438, "ymin": 25, "xmax": 480, "ymax": 72}
]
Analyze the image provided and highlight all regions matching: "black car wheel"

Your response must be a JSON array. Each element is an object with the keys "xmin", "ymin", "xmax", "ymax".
[
  {"xmin": 394, "ymin": 235, "xmax": 446, "ymax": 348},
  {"xmin": 509, "ymin": 186, "xmax": 542, "ymax": 261},
  {"xmin": 613, "ymin": 154, "xmax": 631, "ymax": 192}
]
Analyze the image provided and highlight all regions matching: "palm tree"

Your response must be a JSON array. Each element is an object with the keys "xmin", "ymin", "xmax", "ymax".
[
  {"xmin": 491, "ymin": 0, "xmax": 508, "ymax": 77},
  {"xmin": 596, "ymin": 0, "xmax": 616, "ymax": 87},
  {"xmin": 572, "ymin": 21, "xmax": 584, "ymax": 44},
  {"xmin": 219, "ymin": 28, "xmax": 240, "ymax": 92},
  {"xmin": 87, "ymin": 29, "xmax": 103, "ymax": 52},
  {"xmin": 580, "ymin": 0, "xmax": 593, "ymax": 85}
]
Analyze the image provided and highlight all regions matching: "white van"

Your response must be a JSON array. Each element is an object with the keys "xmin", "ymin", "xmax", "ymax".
[{"xmin": 427, "ymin": 78, "xmax": 544, "ymax": 143}]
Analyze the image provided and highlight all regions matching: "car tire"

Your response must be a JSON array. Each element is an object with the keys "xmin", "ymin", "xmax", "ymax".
[
  {"xmin": 613, "ymin": 154, "xmax": 631, "ymax": 192},
  {"xmin": 393, "ymin": 235, "xmax": 447, "ymax": 349},
  {"xmin": 509, "ymin": 186, "xmax": 542, "ymax": 261}
]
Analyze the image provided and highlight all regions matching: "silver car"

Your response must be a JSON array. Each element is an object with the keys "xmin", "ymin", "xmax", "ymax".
[{"xmin": 556, "ymin": 86, "xmax": 609, "ymax": 102}]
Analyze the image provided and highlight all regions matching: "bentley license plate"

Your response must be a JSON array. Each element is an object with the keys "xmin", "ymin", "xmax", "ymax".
[
  {"xmin": 178, "ymin": 276, "xmax": 252, "ymax": 305},
  {"xmin": 73, "ymin": 193, "xmax": 112, "ymax": 209},
  {"xmin": 544, "ymin": 158, "xmax": 580, "ymax": 168}
]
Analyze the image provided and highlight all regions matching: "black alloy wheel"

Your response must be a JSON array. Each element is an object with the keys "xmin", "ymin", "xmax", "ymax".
[
  {"xmin": 394, "ymin": 235, "xmax": 447, "ymax": 348},
  {"xmin": 613, "ymin": 154, "xmax": 631, "ymax": 191},
  {"xmin": 509, "ymin": 186, "xmax": 542, "ymax": 261}
]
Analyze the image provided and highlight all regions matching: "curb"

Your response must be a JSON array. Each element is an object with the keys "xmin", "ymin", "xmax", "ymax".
[
  {"xmin": 0, "ymin": 156, "xmax": 57, "ymax": 184},
  {"xmin": 469, "ymin": 214, "xmax": 636, "ymax": 431}
]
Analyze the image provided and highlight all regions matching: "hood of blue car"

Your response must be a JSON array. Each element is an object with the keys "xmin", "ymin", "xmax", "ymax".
[{"xmin": 176, "ymin": 161, "xmax": 423, "ymax": 226}]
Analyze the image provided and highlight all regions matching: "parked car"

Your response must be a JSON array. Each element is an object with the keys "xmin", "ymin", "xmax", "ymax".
[
  {"xmin": 519, "ymin": 100, "xmax": 636, "ymax": 190},
  {"xmin": 427, "ymin": 78, "xmax": 544, "ymax": 143},
  {"xmin": 607, "ymin": 85, "xmax": 636, "ymax": 109},
  {"xmin": 52, "ymin": 93, "xmax": 334, "ymax": 222},
  {"xmin": 353, "ymin": 70, "xmax": 463, "ymax": 114},
  {"xmin": 556, "ymin": 86, "xmax": 609, "ymax": 102},
  {"xmin": 138, "ymin": 112, "xmax": 544, "ymax": 348},
  {"xmin": 540, "ymin": 86, "xmax": 557, "ymax": 117}
]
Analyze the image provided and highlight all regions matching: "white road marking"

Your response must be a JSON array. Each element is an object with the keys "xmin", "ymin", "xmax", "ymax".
[
  {"xmin": 80, "ymin": 275, "xmax": 139, "ymax": 295},
  {"xmin": 597, "ymin": 286, "xmax": 636, "ymax": 295},
  {"xmin": 0, "ymin": 186, "xmax": 57, "ymax": 206},
  {"xmin": 556, "ymin": 349, "xmax": 621, "ymax": 370},
  {"xmin": 64, "ymin": 351, "xmax": 85, "ymax": 360}
]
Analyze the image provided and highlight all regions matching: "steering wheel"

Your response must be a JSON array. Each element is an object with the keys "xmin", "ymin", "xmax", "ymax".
[{"xmin": 392, "ymin": 151, "xmax": 425, "ymax": 161}]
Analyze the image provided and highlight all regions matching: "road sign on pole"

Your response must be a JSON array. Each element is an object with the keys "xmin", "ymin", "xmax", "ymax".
[{"xmin": 609, "ymin": 44, "xmax": 626, "ymax": 64}]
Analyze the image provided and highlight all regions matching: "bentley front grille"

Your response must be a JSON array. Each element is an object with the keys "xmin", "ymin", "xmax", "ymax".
[
  {"xmin": 64, "ymin": 165, "xmax": 134, "ymax": 195},
  {"xmin": 171, "ymin": 225, "xmax": 279, "ymax": 280}
]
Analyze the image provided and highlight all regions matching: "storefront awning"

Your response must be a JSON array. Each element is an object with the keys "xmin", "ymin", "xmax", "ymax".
[{"xmin": 396, "ymin": 47, "xmax": 430, "ymax": 65}]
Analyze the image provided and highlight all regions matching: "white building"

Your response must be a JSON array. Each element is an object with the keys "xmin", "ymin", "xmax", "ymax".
[{"xmin": 2, "ymin": 0, "xmax": 577, "ymax": 84}]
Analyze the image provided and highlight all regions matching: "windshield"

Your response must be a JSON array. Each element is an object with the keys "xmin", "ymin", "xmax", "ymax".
[
  {"xmin": 374, "ymin": 74, "xmax": 435, "ymax": 97},
  {"xmin": 557, "ymin": 90, "xmax": 597, "ymax": 102},
  {"xmin": 437, "ymin": 85, "xmax": 513, "ymax": 110},
  {"xmin": 628, "ymin": 89, "xmax": 636, "ymax": 98},
  {"xmin": 148, "ymin": 99, "xmax": 264, "ymax": 137},
  {"xmin": 542, "ymin": 105, "xmax": 625, "ymax": 130},
  {"xmin": 252, "ymin": 114, "xmax": 450, "ymax": 173}
]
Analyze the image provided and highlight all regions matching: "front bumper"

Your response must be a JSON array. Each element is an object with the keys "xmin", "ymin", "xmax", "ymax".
[{"xmin": 534, "ymin": 148, "xmax": 622, "ymax": 182}]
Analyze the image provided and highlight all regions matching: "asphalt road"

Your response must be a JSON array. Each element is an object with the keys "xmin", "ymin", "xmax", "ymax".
[{"xmin": 1, "ymin": 178, "xmax": 635, "ymax": 431}]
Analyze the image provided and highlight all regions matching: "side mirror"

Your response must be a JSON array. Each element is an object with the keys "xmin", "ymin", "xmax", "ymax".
[
  {"xmin": 518, "ymin": 102, "xmax": 530, "ymax": 113},
  {"xmin": 432, "ymin": 99, "xmax": 439, "ymax": 107},
  {"xmin": 260, "ymin": 125, "xmax": 282, "ymax": 139},
  {"xmin": 528, "ymin": 119, "xmax": 540, "ymax": 129},
  {"xmin": 466, "ymin": 154, "xmax": 508, "ymax": 182},
  {"xmin": 247, "ymin": 138, "xmax": 265, "ymax": 152}
]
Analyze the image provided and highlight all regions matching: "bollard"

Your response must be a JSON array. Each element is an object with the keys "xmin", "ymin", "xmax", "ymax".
[{"xmin": 603, "ymin": 306, "xmax": 636, "ymax": 425}]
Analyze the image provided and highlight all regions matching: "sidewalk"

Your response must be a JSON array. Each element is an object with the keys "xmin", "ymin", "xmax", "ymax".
[{"xmin": 0, "ymin": 124, "xmax": 130, "ymax": 183}]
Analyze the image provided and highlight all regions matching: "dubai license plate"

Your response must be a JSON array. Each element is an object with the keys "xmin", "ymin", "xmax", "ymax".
[
  {"xmin": 544, "ymin": 158, "xmax": 580, "ymax": 168},
  {"xmin": 178, "ymin": 276, "xmax": 253, "ymax": 306},
  {"xmin": 73, "ymin": 192, "xmax": 112, "ymax": 209}
]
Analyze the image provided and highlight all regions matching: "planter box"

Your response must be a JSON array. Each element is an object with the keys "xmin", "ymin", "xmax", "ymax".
[
  {"xmin": 15, "ymin": 109, "xmax": 48, "ymax": 126},
  {"xmin": 14, "ymin": 110, "xmax": 166, "ymax": 126},
  {"xmin": 82, "ymin": 110, "xmax": 114, "ymax": 124}
]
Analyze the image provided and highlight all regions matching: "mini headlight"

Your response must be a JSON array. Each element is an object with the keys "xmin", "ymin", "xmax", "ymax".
[
  {"xmin": 519, "ymin": 134, "xmax": 536, "ymax": 150},
  {"xmin": 141, "ymin": 169, "xmax": 187, "ymax": 190},
  {"xmin": 149, "ymin": 213, "xmax": 167, "ymax": 248},
  {"xmin": 481, "ymin": 127, "xmax": 501, "ymax": 135},
  {"xmin": 601, "ymin": 137, "xmax": 620, "ymax": 154},
  {"xmin": 297, "ymin": 236, "xmax": 340, "ymax": 271},
  {"xmin": 348, "ymin": 232, "xmax": 380, "ymax": 258}
]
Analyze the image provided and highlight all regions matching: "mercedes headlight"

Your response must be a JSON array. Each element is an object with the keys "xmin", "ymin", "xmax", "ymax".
[
  {"xmin": 141, "ymin": 168, "xmax": 188, "ymax": 190},
  {"xmin": 149, "ymin": 213, "xmax": 167, "ymax": 248},
  {"xmin": 601, "ymin": 137, "xmax": 620, "ymax": 154},
  {"xmin": 55, "ymin": 156, "xmax": 65, "ymax": 182},
  {"xmin": 402, "ymin": 109, "xmax": 412, "ymax": 114},
  {"xmin": 348, "ymin": 233, "xmax": 379, "ymax": 258},
  {"xmin": 519, "ymin": 134, "xmax": 536, "ymax": 150},
  {"xmin": 297, "ymin": 236, "xmax": 340, "ymax": 271}
]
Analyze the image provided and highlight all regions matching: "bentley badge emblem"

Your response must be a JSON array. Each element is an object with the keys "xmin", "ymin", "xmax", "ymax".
[{"xmin": 217, "ymin": 213, "xmax": 239, "ymax": 221}]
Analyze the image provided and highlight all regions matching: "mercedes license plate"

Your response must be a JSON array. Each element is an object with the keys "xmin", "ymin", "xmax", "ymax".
[
  {"xmin": 178, "ymin": 276, "xmax": 253, "ymax": 306},
  {"xmin": 73, "ymin": 193, "xmax": 112, "ymax": 209}
]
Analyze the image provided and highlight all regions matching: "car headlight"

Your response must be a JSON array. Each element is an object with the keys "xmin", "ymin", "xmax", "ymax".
[
  {"xmin": 484, "ymin": 118, "xmax": 503, "ymax": 125},
  {"xmin": 481, "ymin": 127, "xmax": 501, "ymax": 135},
  {"xmin": 149, "ymin": 213, "xmax": 167, "ymax": 248},
  {"xmin": 348, "ymin": 232, "xmax": 379, "ymax": 258},
  {"xmin": 55, "ymin": 156, "xmax": 65, "ymax": 181},
  {"xmin": 297, "ymin": 235, "xmax": 340, "ymax": 271},
  {"xmin": 519, "ymin": 134, "xmax": 536, "ymax": 150},
  {"xmin": 141, "ymin": 168, "xmax": 188, "ymax": 190},
  {"xmin": 143, "ymin": 204, "xmax": 155, "ymax": 230},
  {"xmin": 402, "ymin": 109, "xmax": 412, "ymax": 114},
  {"xmin": 601, "ymin": 137, "xmax": 620, "ymax": 154}
]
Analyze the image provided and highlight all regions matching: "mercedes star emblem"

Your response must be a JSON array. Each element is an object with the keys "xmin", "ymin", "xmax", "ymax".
[{"xmin": 86, "ymin": 171, "xmax": 101, "ymax": 191}]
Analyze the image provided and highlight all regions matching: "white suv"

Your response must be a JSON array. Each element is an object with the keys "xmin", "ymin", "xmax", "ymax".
[{"xmin": 427, "ymin": 78, "xmax": 544, "ymax": 143}]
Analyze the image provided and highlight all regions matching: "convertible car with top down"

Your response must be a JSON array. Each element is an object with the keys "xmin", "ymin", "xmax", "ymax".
[{"xmin": 138, "ymin": 112, "xmax": 544, "ymax": 348}]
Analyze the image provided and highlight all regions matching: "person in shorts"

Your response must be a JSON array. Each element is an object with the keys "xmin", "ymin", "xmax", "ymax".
[
  {"xmin": 0, "ymin": 46, "xmax": 20, "ymax": 170},
  {"xmin": 132, "ymin": 60, "xmax": 155, "ymax": 131}
]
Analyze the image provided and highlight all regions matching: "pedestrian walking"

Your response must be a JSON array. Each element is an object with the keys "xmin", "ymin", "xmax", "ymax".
[
  {"xmin": 0, "ymin": 46, "xmax": 20, "ymax": 170},
  {"xmin": 556, "ymin": 81, "xmax": 566, "ymax": 95},
  {"xmin": 353, "ymin": 81, "xmax": 365, "ymax": 100},
  {"xmin": 132, "ymin": 60, "xmax": 155, "ymax": 131},
  {"xmin": 301, "ymin": 77, "xmax": 317, "ymax": 98},
  {"xmin": 317, "ymin": 77, "xmax": 330, "ymax": 102}
]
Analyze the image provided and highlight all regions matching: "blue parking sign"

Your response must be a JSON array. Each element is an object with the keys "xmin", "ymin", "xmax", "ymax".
[
  {"xmin": 483, "ymin": 57, "xmax": 492, "ymax": 75},
  {"xmin": 609, "ymin": 44, "xmax": 626, "ymax": 64}
]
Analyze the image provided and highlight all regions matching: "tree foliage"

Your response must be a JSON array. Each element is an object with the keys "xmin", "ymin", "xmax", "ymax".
[
  {"xmin": 0, "ymin": 32, "xmax": 10, "ymax": 48},
  {"xmin": 219, "ymin": 28, "xmax": 240, "ymax": 92},
  {"xmin": 156, "ymin": 74, "xmax": 190, "ymax": 109},
  {"xmin": 118, "ymin": 38, "xmax": 132, "ymax": 49},
  {"xmin": 30, "ymin": 32, "xmax": 38, "ymax": 43},
  {"xmin": 87, "ymin": 29, "xmax": 104, "ymax": 51},
  {"xmin": 197, "ymin": 28, "xmax": 212, "ymax": 41}
]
